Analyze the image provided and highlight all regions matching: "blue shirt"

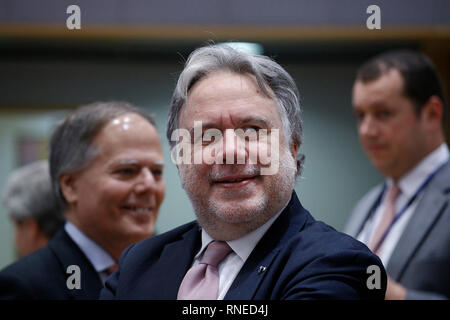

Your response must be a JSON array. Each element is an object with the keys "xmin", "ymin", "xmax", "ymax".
[{"xmin": 64, "ymin": 221, "xmax": 116, "ymax": 284}]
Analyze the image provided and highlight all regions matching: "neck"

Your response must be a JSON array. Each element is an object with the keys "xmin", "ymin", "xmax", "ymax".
[
  {"xmin": 66, "ymin": 214, "xmax": 122, "ymax": 261},
  {"xmin": 390, "ymin": 140, "xmax": 444, "ymax": 182}
]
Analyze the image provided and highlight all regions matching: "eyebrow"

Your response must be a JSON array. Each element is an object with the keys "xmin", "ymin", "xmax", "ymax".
[
  {"xmin": 187, "ymin": 116, "xmax": 271, "ymax": 136},
  {"xmin": 238, "ymin": 116, "xmax": 270, "ymax": 127},
  {"xmin": 113, "ymin": 159, "xmax": 165, "ymax": 166},
  {"xmin": 188, "ymin": 122, "xmax": 219, "ymax": 138}
]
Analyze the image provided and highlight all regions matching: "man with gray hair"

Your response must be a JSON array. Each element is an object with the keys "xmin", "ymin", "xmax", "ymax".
[
  {"xmin": 101, "ymin": 45, "xmax": 385, "ymax": 300},
  {"xmin": 0, "ymin": 101, "xmax": 166, "ymax": 299},
  {"xmin": 2, "ymin": 160, "xmax": 64, "ymax": 258}
]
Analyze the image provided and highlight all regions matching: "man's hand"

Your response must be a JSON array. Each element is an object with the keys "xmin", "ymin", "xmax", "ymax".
[{"xmin": 385, "ymin": 276, "xmax": 407, "ymax": 300}]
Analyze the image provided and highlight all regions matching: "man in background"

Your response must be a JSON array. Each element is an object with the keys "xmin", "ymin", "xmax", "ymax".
[
  {"xmin": 2, "ymin": 160, "xmax": 64, "ymax": 258},
  {"xmin": 0, "ymin": 101, "xmax": 166, "ymax": 299},
  {"xmin": 345, "ymin": 50, "xmax": 450, "ymax": 299}
]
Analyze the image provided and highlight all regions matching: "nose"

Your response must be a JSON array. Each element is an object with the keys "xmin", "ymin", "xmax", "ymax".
[
  {"xmin": 222, "ymin": 129, "xmax": 248, "ymax": 165},
  {"xmin": 359, "ymin": 115, "xmax": 379, "ymax": 139},
  {"xmin": 134, "ymin": 168, "xmax": 156, "ymax": 194}
]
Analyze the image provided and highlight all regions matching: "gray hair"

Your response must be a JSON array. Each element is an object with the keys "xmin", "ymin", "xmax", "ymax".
[
  {"xmin": 50, "ymin": 101, "xmax": 156, "ymax": 207},
  {"xmin": 166, "ymin": 44, "xmax": 304, "ymax": 174},
  {"xmin": 2, "ymin": 160, "xmax": 65, "ymax": 238}
]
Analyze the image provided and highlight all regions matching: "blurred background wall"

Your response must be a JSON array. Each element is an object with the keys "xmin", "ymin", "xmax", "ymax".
[{"xmin": 0, "ymin": 0, "xmax": 449, "ymax": 269}]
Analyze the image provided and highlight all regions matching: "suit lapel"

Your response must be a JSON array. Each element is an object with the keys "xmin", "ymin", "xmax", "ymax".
[
  {"xmin": 145, "ymin": 224, "xmax": 201, "ymax": 299},
  {"xmin": 49, "ymin": 229, "xmax": 103, "ymax": 299},
  {"xmin": 346, "ymin": 185, "xmax": 384, "ymax": 237},
  {"xmin": 387, "ymin": 163, "xmax": 450, "ymax": 280},
  {"xmin": 224, "ymin": 248, "xmax": 280, "ymax": 300},
  {"xmin": 224, "ymin": 192, "xmax": 308, "ymax": 299}
]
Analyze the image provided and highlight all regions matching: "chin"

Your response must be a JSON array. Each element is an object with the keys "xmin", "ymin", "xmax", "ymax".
[
  {"xmin": 370, "ymin": 158, "xmax": 389, "ymax": 171},
  {"xmin": 127, "ymin": 225, "xmax": 155, "ymax": 240},
  {"xmin": 212, "ymin": 199, "xmax": 266, "ymax": 224}
]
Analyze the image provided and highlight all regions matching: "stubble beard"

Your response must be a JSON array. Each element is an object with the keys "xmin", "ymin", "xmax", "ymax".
[{"xmin": 179, "ymin": 148, "xmax": 297, "ymax": 240}]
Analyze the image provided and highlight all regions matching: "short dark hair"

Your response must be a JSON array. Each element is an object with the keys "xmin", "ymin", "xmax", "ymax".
[
  {"xmin": 356, "ymin": 50, "xmax": 447, "ymax": 119},
  {"xmin": 50, "ymin": 101, "xmax": 155, "ymax": 207}
]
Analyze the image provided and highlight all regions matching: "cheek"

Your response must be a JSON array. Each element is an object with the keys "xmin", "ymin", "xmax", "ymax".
[
  {"xmin": 156, "ymin": 182, "xmax": 166, "ymax": 206},
  {"xmin": 106, "ymin": 181, "xmax": 134, "ymax": 201},
  {"xmin": 389, "ymin": 125, "xmax": 410, "ymax": 146},
  {"xmin": 202, "ymin": 144, "xmax": 221, "ymax": 164},
  {"xmin": 247, "ymin": 140, "xmax": 260, "ymax": 164},
  {"xmin": 258, "ymin": 135, "xmax": 281, "ymax": 161},
  {"xmin": 184, "ymin": 163, "xmax": 207, "ymax": 179},
  {"xmin": 180, "ymin": 164, "xmax": 210, "ymax": 193},
  {"xmin": 86, "ymin": 180, "xmax": 131, "ymax": 208}
]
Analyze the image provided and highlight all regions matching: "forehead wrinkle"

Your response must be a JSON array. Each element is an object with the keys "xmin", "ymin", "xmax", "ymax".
[
  {"xmin": 186, "ymin": 72, "xmax": 271, "ymax": 109},
  {"xmin": 187, "ymin": 105, "xmax": 275, "ymax": 126},
  {"xmin": 111, "ymin": 158, "xmax": 165, "ymax": 167},
  {"xmin": 181, "ymin": 72, "xmax": 280, "ymax": 133},
  {"xmin": 115, "ymin": 159, "xmax": 140, "ymax": 166}
]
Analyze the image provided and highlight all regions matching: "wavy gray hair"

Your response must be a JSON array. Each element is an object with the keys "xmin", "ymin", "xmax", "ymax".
[
  {"xmin": 2, "ymin": 160, "xmax": 64, "ymax": 238},
  {"xmin": 166, "ymin": 44, "xmax": 304, "ymax": 174}
]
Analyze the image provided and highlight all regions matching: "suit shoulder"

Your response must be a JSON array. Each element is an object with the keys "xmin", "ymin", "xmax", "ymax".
[
  {"xmin": 0, "ymin": 245, "xmax": 59, "ymax": 278},
  {"xmin": 302, "ymin": 219, "xmax": 372, "ymax": 254},
  {"xmin": 137, "ymin": 220, "xmax": 198, "ymax": 249},
  {"xmin": 286, "ymin": 218, "xmax": 383, "ymax": 277},
  {"xmin": 0, "ymin": 246, "xmax": 63, "ymax": 299},
  {"xmin": 120, "ymin": 220, "xmax": 199, "ymax": 262},
  {"xmin": 277, "ymin": 220, "xmax": 386, "ymax": 299},
  {"xmin": 286, "ymin": 203, "xmax": 372, "ymax": 256}
]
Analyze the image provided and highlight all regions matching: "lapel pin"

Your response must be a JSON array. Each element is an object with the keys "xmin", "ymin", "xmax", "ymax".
[{"xmin": 257, "ymin": 266, "xmax": 267, "ymax": 274}]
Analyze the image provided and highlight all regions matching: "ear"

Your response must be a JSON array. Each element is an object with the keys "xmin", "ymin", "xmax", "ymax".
[
  {"xmin": 27, "ymin": 219, "xmax": 40, "ymax": 240},
  {"xmin": 59, "ymin": 173, "xmax": 79, "ymax": 205},
  {"xmin": 176, "ymin": 164, "xmax": 187, "ymax": 190},
  {"xmin": 421, "ymin": 96, "xmax": 443, "ymax": 130},
  {"xmin": 290, "ymin": 142, "xmax": 299, "ymax": 162}
]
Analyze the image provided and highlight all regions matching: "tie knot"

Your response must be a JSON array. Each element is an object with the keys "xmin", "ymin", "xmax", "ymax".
[
  {"xmin": 388, "ymin": 183, "xmax": 401, "ymax": 202},
  {"xmin": 200, "ymin": 241, "xmax": 232, "ymax": 267}
]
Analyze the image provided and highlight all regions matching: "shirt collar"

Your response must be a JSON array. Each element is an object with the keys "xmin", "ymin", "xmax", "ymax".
[
  {"xmin": 197, "ymin": 200, "xmax": 288, "ymax": 263},
  {"xmin": 64, "ymin": 221, "xmax": 116, "ymax": 273},
  {"xmin": 387, "ymin": 143, "xmax": 449, "ymax": 197}
]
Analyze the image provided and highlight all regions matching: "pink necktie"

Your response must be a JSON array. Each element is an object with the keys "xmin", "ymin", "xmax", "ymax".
[
  {"xmin": 369, "ymin": 183, "xmax": 401, "ymax": 254},
  {"xmin": 177, "ymin": 241, "xmax": 232, "ymax": 300}
]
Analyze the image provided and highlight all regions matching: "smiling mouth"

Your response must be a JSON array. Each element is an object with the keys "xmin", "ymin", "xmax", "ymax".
[
  {"xmin": 213, "ymin": 175, "xmax": 259, "ymax": 188},
  {"xmin": 121, "ymin": 206, "xmax": 153, "ymax": 213},
  {"xmin": 367, "ymin": 145, "xmax": 387, "ymax": 153}
]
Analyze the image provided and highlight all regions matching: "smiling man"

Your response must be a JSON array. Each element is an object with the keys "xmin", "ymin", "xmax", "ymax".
[
  {"xmin": 345, "ymin": 50, "xmax": 450, "ymax": 299},
  {"xmin": 101, "ymin": 45, "xmax": 385, "ymax": 300},
  {"xmin": 0, "ymin": 101, "xmax": 165, "ymax": 299}
]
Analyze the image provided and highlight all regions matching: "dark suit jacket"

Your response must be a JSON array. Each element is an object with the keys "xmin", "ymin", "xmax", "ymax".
[
  {"xmin": 0, "ymin": 229, "xmax": 103, "ymax": 300},
  {"xmin": 344, "ymin": 161, "xmax": 450, "ymax": 299},
  {"xmin": 101, "ymin": 192, "xmax": 386, "ymax": 300}
]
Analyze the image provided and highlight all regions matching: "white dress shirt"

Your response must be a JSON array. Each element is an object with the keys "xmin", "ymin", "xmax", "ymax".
[
  {"xmin": 357, "ymin": 143, "xmax": 449, "ymax": 266},
  {"xmin": 191, "ymin": 201, "xmax": 288, "ymax": 300},
  {"xmin": 64, "ymin": 221, "xmax": 116, "ymax": 284}
]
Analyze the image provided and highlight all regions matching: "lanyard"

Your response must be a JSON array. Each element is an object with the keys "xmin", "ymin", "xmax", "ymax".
[{"xmin": 366, "ymin": 160, "xmax": 448, "ymax": 253}]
